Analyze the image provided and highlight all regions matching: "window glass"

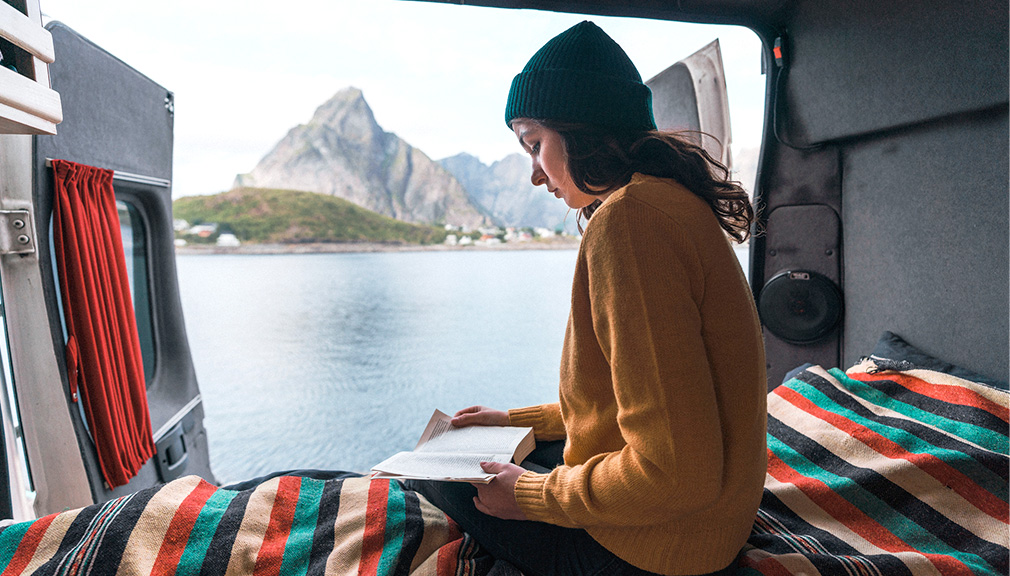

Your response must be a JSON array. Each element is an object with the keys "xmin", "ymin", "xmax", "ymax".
[{"xmin": 117, "ymin": 201, "xmax": 155, "ymax": 384}]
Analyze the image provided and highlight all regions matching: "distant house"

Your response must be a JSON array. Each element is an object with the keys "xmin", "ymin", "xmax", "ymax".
[
  {"xmin": 188, "ymin": 223, "xmax": 218, "ymax": 238},
  {"xmin": 504, "ymin": 228, "xmax": 532, "ymax": 243},
  {"xmin": 216, "ymin": 233, "xmax": 241, "ymax": 247}
]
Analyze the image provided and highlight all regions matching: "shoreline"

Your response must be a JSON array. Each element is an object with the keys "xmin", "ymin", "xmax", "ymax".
[{"xmin": 174, "ymin": 238, "xmax": 580, "ymax": 255}]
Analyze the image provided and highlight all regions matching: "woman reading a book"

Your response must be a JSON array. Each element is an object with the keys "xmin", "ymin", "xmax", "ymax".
[{"xmin": 407, "ymin": 20, "xmax": 766, "ymax": 576}]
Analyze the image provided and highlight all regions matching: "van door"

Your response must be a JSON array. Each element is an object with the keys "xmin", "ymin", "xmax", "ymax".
[
  {"xmin": 1, "ymin": 21, "xmax": 216, "ymax": 514},
  {"xmin": 646, "ymin": 39, "xmax": 733, "ymax": 171}
]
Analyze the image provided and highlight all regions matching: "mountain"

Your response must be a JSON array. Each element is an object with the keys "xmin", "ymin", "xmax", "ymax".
[
  {"xmin": 174, "ymin": 187, "xmax": 447, "ymax": 244},
  {"xmin": 439, "ymin": 153, "xmax": 571, "ymax": 230},
  {"xmin": 234, "ymin": 88, "xmax": 489, "ymax": 229}
]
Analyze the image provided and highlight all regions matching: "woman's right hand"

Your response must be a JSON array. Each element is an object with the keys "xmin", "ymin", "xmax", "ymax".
[{"xmin": 451, "ymin": 406, "xmax": 509, "ymax": 428}]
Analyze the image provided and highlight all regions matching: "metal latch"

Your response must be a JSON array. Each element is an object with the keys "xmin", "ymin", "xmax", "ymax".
[
  {"xmin": 0, "ymin": 210, "xmax": 35, "ymax": 255},
  {"xmin": 155, "ymin": 421, "xmax": 189, "ymax": 482}
]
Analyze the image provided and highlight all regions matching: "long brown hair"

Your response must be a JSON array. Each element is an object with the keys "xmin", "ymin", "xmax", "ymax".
[{"xmin": 536, "ymin": 119, "xmax": 755, "ymax": 242}]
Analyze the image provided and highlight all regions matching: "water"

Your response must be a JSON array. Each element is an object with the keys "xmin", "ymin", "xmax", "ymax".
[
  {"xmin": 177, "ymin": 250, "xmax": 576, "ymax": 484},
  {"xmin": 177, "ymin": 246, "xmax": 749, "ymax": 485}
]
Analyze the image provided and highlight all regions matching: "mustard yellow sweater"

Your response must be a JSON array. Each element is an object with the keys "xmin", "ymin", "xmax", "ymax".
[{"xmin": 508, "ymin": 174, "xmax": 767, "ymax": 575}]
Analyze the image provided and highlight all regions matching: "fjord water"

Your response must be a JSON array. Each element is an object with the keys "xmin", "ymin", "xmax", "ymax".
[{"xmin": 177, "ymin": 247, "xmax": 749, "ymax": 484}]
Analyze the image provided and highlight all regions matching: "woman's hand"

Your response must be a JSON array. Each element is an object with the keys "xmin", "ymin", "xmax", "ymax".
[
  {"xmin": 472, "ymin": 461, "xmax": 528, "ymax": 520},
  {"xmin": 451, "ymin": 406, "xmax": 509, "ymax": 427}
]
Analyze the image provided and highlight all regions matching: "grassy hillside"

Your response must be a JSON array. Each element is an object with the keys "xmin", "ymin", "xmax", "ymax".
[{"xmin": 173, "ymin": 187, "xmax": 448, "ymax": 245}]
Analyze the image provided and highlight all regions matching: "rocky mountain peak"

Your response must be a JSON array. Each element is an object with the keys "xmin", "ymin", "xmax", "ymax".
[
  {"xmin": 439, "ymin": 152, "xmax": 570, "ymax": 230},
  {"xmin": 307, "ymin": 87, "xmax": 378, "ymax": 140},
  {"xmin": 234, "ymin": 88, "xmax": 489, "ymax": 229}
]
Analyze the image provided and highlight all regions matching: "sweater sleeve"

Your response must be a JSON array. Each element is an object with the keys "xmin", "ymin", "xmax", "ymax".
[
  {"xmin": 514, "ymin": 196, "xmax": 727, "ymax": 528},
  {"xmin": 508, "ymin": 403, "xmax": 566, "ymax": 441}
]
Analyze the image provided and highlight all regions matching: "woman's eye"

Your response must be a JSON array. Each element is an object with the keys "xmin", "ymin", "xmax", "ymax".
[{"xmin": 531, "ymin": 143, "xmax": 540, "ymax": 154}]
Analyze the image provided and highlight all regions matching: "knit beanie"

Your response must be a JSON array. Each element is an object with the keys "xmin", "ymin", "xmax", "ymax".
[{"xmin": 505, "ymin": 21, "xmax": 656, "ymax": 131}]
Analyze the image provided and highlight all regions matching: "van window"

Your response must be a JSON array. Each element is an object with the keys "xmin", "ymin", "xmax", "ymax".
[{"xmin": 117, "ymin": 200, "xmax": 155, "ymax": 384}]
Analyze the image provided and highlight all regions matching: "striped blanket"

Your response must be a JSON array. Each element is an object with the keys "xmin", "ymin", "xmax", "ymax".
[
  {"xmin": 0, "ymin": 362, "xmax": 1005, "ymax": 576},
  {"xmin": 0, "ymin": 475, "xmax": 490, "ymax": 576},
  {"xmin": 741, "ymin": 361, "xmax": 1009, "ymax": 576}
]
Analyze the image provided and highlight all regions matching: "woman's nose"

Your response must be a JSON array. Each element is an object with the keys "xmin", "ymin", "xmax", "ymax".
[{"xmin": 531, "ymin": 164, "xmax": 546, "ymax": 187}]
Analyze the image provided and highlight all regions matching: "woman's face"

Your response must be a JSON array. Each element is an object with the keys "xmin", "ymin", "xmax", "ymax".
[{"xmin": 511, "ymin": 120, "xmax": 600, "ymax": 210}]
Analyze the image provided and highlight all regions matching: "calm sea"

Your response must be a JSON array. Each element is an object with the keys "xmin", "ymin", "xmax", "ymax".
[{"xmin": 176, "ymin": 246, "xmax": 749, "ymax": 485}]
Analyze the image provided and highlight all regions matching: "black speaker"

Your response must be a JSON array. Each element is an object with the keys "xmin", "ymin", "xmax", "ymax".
[{"xmin": 759, "ymin": 270, "xmax": 843, "ymax": 344}]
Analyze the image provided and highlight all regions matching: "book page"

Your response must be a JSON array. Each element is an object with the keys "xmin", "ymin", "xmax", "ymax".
[
  {"xmin": 371, "ymin": 451, "xmax": 512, "ymax": 483},
  {"xmin": 371, "ymin": 409, "xmax": 535, "ymax": 482},
  {"xmin": 414, "ymin": 409, "xmax": 456, "ymax": 449},
  {"xmin": 415, "ymin": 410, "xmax": 531, "ymax": 457}
]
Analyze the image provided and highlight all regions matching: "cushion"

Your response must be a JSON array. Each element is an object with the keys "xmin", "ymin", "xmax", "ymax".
[{"xmin": 871, "ymin": 331, "xmax": 1008, "ymax": 390}]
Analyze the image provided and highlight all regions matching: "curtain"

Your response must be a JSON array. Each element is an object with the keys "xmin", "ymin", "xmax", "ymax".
[{"xmin": 51, "ymin": 159, "xmax": 155, "ymax": 489}]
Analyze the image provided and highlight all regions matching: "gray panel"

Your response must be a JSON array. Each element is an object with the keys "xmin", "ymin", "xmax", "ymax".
[
  {"xmin": 842, "ymin": 110, "xmax": 1009, "ymax": 381},
  {"xmin": 754, "ymin": 145, "xmax": 842, "ymax": 386},
  {"xmin": 647, "ymin": 40, "xmax": 732, "ymax": 168},
  {"xmin": 649, "ymin": 64, "xmax": 700, "ymax": 133},
  {"xmin": 762, "ymin": 204, "xmax": 841, "ymax": 387},
  {"xmin": 37, "ymin": 22, "xmax": 173, "ymax": 179},
  {"xmin": 763, "ymin": 205, "xmax": 840, "ymax": 283},
  {"xmin": 32, "ymin": 22, "xmax": 215, "ymax": 500},
  {"xmin": 762, "ymin": 145, "xmax": 840, "ymax": 214},
  {"xmin": 783, "ymin": 0, "xmax": 1008, "ymax": 145}
]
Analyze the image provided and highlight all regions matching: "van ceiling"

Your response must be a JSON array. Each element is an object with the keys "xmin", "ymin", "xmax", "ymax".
[{"xmin": 408, "ymin": 0, "xmax": 790, "ymax": 29}]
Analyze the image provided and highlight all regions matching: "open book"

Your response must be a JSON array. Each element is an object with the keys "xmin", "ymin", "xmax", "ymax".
[{"xmin": 371, "ymin": 409, "xmax": 535, "ymax": 483}]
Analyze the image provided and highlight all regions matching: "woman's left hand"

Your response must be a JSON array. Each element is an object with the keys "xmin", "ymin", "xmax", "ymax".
[{"xmin": 472, "ymin": 461, "xmax": 528, "ymax": 520}]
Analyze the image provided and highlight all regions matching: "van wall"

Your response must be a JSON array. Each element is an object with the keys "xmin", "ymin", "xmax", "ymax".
[{"xmin": 763, "ymin": 0, "xmax": 1008, "ymax": 382}]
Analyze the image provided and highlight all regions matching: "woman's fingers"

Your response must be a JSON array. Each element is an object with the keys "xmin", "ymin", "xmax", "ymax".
[
  {"xmin": 470, "ymin": 462, "xmax": 528, "ymax": 520},
  {"xmin": 451, "ymin": 406, "xmax": 509, "ymax": 427}
]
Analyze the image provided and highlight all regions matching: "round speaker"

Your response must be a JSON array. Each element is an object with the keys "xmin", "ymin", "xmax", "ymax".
[{"xmin": 758, "ymin": 270, "xmax": 842, "ymax": 344}]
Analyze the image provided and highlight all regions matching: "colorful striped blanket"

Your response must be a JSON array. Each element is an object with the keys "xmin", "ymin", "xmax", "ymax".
[
  {"xmin": 0, "ymin": 361, "xmax": 1005, "ymax": 575},
  {"xmin": 741, "ymin": 361, "xmax": 1009, "ymax": 576},
  {"xmin": 0, "ymin": 474, "xmax": 493, "ymax": 576}
]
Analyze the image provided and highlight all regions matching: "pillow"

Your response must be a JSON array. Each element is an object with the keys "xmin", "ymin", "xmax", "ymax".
[{"xmin": 868, "ymin": 331, "xmax": 1008, "ymax": 390}]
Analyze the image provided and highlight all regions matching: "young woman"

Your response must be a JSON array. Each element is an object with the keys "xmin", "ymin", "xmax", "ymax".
[{"xmin": 408, "ymin": 20, "xmax": 766, "ymax": 576}]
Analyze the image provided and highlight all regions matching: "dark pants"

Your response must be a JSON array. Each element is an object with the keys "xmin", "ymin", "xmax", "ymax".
[{"xmin": 406, "ymin": 441, "xmax": 737, "ymax": 576}]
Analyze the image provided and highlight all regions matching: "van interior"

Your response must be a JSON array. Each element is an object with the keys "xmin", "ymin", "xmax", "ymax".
[{"xmin": 0, "ymin": 0, "xmax": 1004, "ymax": 574}]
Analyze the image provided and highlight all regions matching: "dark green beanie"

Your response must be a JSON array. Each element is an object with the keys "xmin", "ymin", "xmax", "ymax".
[{"xmin": 505, "ymin": 21, "xmax": 656, "ymax": 131}]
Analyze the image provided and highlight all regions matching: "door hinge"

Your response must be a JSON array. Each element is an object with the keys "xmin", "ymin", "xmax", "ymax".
[{"xmin": 0, "ymin": 210, "xmax": 35, "ymax": 255}]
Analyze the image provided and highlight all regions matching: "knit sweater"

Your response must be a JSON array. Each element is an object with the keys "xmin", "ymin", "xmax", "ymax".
[{"xmin": 508, "ymin": 174, "xmax": 767, "ymax": 575}]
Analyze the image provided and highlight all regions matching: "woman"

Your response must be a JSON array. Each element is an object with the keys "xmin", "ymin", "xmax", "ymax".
[{"xmin": 408, "ymin": 20, "xmax": 766, "ymax": 576}]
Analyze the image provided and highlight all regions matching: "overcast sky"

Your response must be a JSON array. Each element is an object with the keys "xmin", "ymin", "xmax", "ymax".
[{"xmin": 39, "ymin": 0, "xmax": 766, "ymax": 199}]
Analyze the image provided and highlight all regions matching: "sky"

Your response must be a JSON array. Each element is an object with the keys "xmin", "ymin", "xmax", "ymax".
[{"xmin": 38, "ymin": 0, "xmax": 766, "ymax": 199}]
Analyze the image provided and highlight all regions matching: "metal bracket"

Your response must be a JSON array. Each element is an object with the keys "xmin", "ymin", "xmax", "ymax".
[
  {"xmin": 0, "ymin": 210, "xmax": 35, "ymax": 255},
  {"xmin": 154, "ymin": 421, "xmax": 189, "ymax": 483}
]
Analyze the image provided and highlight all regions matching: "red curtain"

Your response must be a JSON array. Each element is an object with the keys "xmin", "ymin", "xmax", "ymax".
[{"xmin": 51, "ymin": 159, "xmax": 155, "ymax": 489}]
